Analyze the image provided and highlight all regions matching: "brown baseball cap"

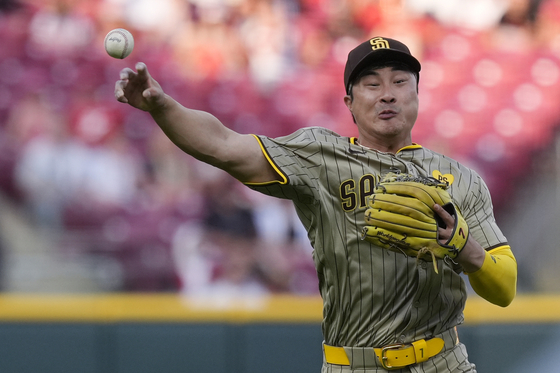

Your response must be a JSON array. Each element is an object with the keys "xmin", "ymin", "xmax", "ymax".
[{"xmin": 344, "ymin": 37, "xmax": 421, "ymax": 94}]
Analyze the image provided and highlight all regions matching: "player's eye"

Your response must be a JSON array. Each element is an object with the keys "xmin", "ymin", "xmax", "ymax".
[{"xmin": 363, "ymin": 80, "xmax": 380, "ymax": 87}]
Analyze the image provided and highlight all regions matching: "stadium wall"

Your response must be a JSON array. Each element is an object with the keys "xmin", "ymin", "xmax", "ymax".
[{"xmin": 0, "ymin": 294, "xmax": 557, "ymax": 373}]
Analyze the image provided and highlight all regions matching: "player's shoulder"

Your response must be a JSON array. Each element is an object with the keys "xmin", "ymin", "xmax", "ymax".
[
  {"xmin": 415, "ymin": 146, "xmax": 472, "ymax": 169},
  {"xmin": 271, "ymin": 126, "xmax": 348, "ymax": 145},
  {"xmin": 412, "ymin": 146, "xmax": 484, "ymax": 181}
]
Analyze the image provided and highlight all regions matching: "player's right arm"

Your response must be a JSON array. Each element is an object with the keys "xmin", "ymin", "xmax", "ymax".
[{"xmin": 115, "ymin": 62, "xmax": 279, "ymax": 184}]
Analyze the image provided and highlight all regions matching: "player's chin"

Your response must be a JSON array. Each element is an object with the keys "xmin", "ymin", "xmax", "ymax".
[{"xmin": 375, "ymin": 120, "xmax": 411, "ymax": 134}]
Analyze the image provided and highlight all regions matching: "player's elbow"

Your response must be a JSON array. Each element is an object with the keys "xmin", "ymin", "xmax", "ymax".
[
  {"xmin": 467, "ymin": 250, "xmax": 517, "ymax": 307},
  {"xmin": 489, "ymin": 257, "xmax": 518, "ymax": 307},
  {"xmin": 472, "ymin": 279, "xmax": 516, "ymax": 307},
  {"xmin": 492, "ymin": 287, "xmax": 516, "ymax": 307}
]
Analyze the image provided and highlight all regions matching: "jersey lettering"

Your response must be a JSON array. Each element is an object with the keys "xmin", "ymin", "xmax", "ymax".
[
  {"xmin": 340, "ymin": 179, "xmax": 357, "ymax": 211},
  {"xmin": 340, "ymin": 174, "xmax": 379, "ymax": 212},
  {"xmin": 359, "ymin": 175, "xmax": 375, "ymax": 208}
]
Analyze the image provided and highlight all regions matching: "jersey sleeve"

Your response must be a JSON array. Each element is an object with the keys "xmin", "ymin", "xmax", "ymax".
[
  {"xmin": 458, "ymin": 170, "xmax": 508, "ymax": 251},
  {"xmin": 244, "ymin": 127, "xmax": 342, "ymax": 204}
]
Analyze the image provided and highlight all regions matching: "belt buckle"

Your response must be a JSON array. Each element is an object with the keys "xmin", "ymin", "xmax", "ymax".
[{"xmin": 380, "ymin": 344, "xmax": 408, "ymax": 370}]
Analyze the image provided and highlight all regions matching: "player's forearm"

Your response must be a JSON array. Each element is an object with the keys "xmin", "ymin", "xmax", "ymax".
[
  {"xmin": 455, "ymin": 236, "xmax": 486, "ymax": 273},
  {"xmin": 147, "ymin": 95, "xmax": 275, "ymax": 183},
  {"xmin": 148, "ymin": 95, "xmax": 239, "ymax": 168},
  {"xmin": 466, "ymin": 246, "xmax": 517, "ymax": 307}
]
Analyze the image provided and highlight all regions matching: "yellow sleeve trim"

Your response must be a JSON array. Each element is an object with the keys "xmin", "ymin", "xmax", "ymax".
[
  {"xmin": 467, "ymin": 247, "xmax": 517, "ymax": 307},
  {"xmin": 244, "ymin": 134, "xmax": 288, "ymax": 186}
]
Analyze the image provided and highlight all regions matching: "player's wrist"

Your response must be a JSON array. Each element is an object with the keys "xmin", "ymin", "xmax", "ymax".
[
  {"xmin": 456, "ymin": 238, "xmax": 486, "ymax": 273},
  {"xmin": 147, "ymin": 93, "xmax": 174, "ymax": 116}
]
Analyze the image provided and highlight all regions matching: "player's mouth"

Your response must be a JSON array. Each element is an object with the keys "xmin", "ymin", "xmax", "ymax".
[{"xmin": 378, "ymin": 109, "xmax": 398, "ymax": 120}]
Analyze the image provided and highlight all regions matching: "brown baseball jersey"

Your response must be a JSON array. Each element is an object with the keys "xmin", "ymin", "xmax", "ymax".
[{"xmin": 246, "ymin": 127, "xmax": 507, "ymax": 371}]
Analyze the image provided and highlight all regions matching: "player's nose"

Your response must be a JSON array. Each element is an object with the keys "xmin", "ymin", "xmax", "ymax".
[{"xmin": 379, "ymin": 89, "xmax": 396, "ymax": 103}]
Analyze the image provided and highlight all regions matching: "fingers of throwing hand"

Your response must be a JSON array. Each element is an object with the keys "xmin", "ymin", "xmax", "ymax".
[
  {"xmin": 119, "ymin": 67, "xmax": 136, "ymax": 81},
  {"xmin": 115, "ymin": 67, "xmax": 139, "ymax": 103},
  {"xmin": 114, "ymin": 79, "xmax": 128, "ymax": 102},
  {"xmin": 135, "ymin": 62, "xmax": 148, "ymax": 78}
]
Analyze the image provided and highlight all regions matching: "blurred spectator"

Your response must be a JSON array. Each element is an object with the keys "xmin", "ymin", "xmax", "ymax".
[
  {"xmin": 173, "ymin": 173, "xmax": 270, "ymax": 299},
  {"xmin": 0, "ymin": 0, "xmax": 21, "ymax": 12},
  {"xmin": 68, "ymin": 104, "xmax": 142, "ymax": 207},
  {"xmin": 201, "ymin": 206, "xmax": 269, "ymax": 298},
  {"xmin": 140, "ymin": 128, "xmax": 199, "ymax": 207},
  {"xmin": 499, "ymin": 0, "xmax": 543, "ymax": 28},
  {"xmin": 406, "ymin": 0, "xmax": 507, "ymax": 30},
  {"xmin": 26, "ymin": 0, "xmax": 96, "ymax": 59},
  {"xmin": 0, "ymin": 0, "xmax": 30, "ymax": 64},
  {"xmin": 12, "ymin": 97, "xmax": 143, "ymax": 230},
  {"xmin": 485, "ymin": 0, "xmax": 544, "ymax": 53},
  {"xmin": 237, "ymin": 0, "xmax": 293, "ymax": 91},
  {"xmin": 101, "ymin": 0, "xmax": 188, "ymax": 38},
  {"xmin": 9, "ymin": 92, "xmax": 72, "ymax": 228},
  {"xmin": 534, "ymin": 0, "xmax": 560, "ymax": 55},
  {"xmin": 250, "ymin": 194, "xmax": 318, "ymax": 294},
  {"xmin": 169, "ymin": 7, "xmax": 248, "ymax": 82},
  {"xmin": 369, "ymin": 0, "xmax": 426, "ymax": 62}
]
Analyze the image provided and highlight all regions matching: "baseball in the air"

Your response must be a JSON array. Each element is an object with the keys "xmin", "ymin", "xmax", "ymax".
[{"xmin": 104, "ymin": 28, "xmax": 134, "ymax": 59}]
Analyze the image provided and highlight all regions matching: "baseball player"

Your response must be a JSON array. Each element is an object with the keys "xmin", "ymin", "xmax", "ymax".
[{"xmin": 114, "ymin": 36, "xmax": 517, "ymax": 372}]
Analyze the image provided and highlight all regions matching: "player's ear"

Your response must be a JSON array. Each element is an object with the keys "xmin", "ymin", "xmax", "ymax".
[
  {"xmin": 343, "ymin": 95, "xmax": 357, "ymax": 124},
  {"xmin": 344, "ymin": 84, "xmax": 357, "ymax": 124},
  {"xmin": 344, "ymin": 94, "xmax": 352, "ymax": 109}
]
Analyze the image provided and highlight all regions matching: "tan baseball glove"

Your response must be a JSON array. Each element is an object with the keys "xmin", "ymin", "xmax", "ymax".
[{"xmin": 361, "ymin": 172, "xmax": 469, "ymax": 273}]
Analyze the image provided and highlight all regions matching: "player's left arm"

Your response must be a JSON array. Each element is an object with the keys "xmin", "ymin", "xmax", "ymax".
[
  {"xmin": 434, "ymin": 201, "xmax": 517, "ymax": 308},
  {"xmin": 464, "ymin": 245, "xmax": 517, "ymax": 307}
]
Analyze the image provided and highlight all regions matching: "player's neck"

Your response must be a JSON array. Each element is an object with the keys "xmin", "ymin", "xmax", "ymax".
[{"xmin": 355, "ymin": 137, "xmax": 412, "ymax": 154}]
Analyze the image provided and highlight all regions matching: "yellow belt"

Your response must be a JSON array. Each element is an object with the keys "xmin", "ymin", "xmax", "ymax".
[{"xmin": 324, "ymin": 337, "xmax": 445, "ymax": 370}]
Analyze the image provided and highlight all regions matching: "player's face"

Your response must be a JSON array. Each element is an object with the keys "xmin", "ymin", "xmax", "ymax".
[{"xmin": 344, "ymin": 67, "xmax": 419, "ymax": 149}]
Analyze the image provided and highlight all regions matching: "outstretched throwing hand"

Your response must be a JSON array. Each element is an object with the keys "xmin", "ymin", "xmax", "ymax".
[{"xmin": 115, "ymin": 62, "xmax": 165, "ymax": 112}]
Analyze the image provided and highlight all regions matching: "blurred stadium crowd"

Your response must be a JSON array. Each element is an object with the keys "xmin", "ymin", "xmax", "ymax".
[{"xmin": 0, "ymin": 0, "xmax": 559, "ymax": 294}]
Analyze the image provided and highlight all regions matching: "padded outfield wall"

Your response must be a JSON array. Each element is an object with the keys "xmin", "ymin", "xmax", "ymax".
[{"xmin": 0, "ymin": 294, "xmax": 558, "ymax": 373}]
